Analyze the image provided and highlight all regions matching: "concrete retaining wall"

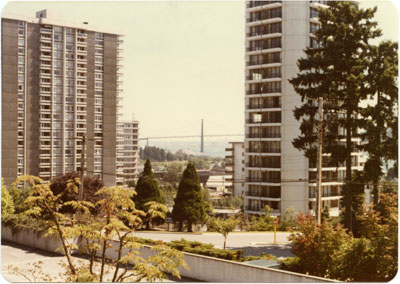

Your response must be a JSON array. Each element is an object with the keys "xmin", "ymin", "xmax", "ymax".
[{"xmin": 2, "ymin": 225, "xmax": 334, "ymax": 282}]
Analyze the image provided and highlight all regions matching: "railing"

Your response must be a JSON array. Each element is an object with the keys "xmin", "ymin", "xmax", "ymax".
[
  {"xmin": 246, "ymin": 133, "xmax": 281, "ymax": 138},
  {"xmin": 246, "ymin": 177, "xmax": 281, "ymax": 183},
  {"xmin": 247, "ymin": 1, "xmax": 282, "ymax": 8},
  {"xmin": 246, "ymin": 162, "xmax": 280, "ymax": 168},
  {"xmin": 246, "ymin": 148, "xmax": 281, "ymax": 153},
  {"xmin": 246, "ymin": 190, "xmax": 281, "ymax": 198},
  {"xmin": 246, "ymin": 118, "xmax": 282, "ymax": 124},
  {"xmin": 246, "ymin": 44, "xmax": 282, "ymax": 52},
  {"xmin": 246, "ymin": 88, "xmax": 281, "ymax": 95},
  {"xmin": 246, "ymin": 103, "xmax": 281, "ymax": 109}
]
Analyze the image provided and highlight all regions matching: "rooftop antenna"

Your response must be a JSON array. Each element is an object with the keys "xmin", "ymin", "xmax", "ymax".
[{"xmin": 200, "ymin": 119, "xmax": 204, "ymax": 153}]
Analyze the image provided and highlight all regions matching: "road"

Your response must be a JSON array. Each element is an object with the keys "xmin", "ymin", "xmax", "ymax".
[{"xmin": 134, "ymin": 231, "xmax": 293, "ymax": 258}]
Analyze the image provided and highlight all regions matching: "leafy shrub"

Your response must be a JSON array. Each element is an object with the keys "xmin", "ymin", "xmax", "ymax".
[{"xmin": 168, "ymin": 238, "xmax": 244, "ymax": 261}]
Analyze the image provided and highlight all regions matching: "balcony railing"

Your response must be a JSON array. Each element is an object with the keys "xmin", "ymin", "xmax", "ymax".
[
  {"xmin": 246, "ymin": 103, "xmax": 281, "ymax": 109},
  {"xmin": 246, "ymin": 133, "xmax": 281, "ymax": 139},
  {"xmin": 246, "ymin": 162, "xmax": 280, "ymax": 168},
  {"xmin": 246, "ymin": 148, "xmax": 281, "ymax": 153},
  {"xmin": 246, "ymin": 89, "xmax": 281, "ymax": 95},
  {"xmin": 246, "ymin": 177, "xmax": 280, "ymax": 183},
  {"xmin": 246, "ymin": 190, "xmax": 281, "ymax": 198},
  {"xmin": 247, "ymin": 1, "xmax": 282, "ymax": 8},
  {"xmin": 246, "ymin": 118, "xmax": 281, "ymax": 124}
]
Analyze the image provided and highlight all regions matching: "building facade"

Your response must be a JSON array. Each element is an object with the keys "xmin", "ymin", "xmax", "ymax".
[
  {"xmin": 1, "ymin": 10, "xmax": 123, "ymax": 186},
  {"xmin": 225, "ymin": 142, "xmax": 245, "ymax": 196},
  {"xmin": 244, "ymin": 1, "xmax": 364, "ymax": 216},
  {"xmin": 116, "ymin": 121, "xmax": 139, "ymax": 184}
]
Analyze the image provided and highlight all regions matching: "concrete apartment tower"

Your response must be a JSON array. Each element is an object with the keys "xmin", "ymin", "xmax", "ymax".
[
  {"xmin": 225, "ymin": 142, "xmax": 245, "ymax": 197},
  {"xmin": 244, "ymin": 1, "xmax": 363, "ymax": 216},
  {"xmin": 1, "ymin": 10, "xmax": 123, "ymax": 186},
  {"xmin": 116, "ymin": 121, "xmax": 140, "ymax": 184}
]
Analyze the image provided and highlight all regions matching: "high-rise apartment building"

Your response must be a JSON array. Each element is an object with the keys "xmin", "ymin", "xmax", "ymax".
[
  {"xmin": 1, "ymin": 10, "xmax": 123, "ymax": 186},
  {"xmin": 116, "ymin": 121, "xmax": 139, "ymax": 184},
  {"xmin": 244, "ymin": 1, "xmax": 364, "ymax": 216}
]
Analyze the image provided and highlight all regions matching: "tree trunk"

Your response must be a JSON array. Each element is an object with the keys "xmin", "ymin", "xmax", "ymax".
[
  {"xmin": 224, "ymin": 237, "xmax": 227, "ymax": 250},
  {"xmin": 187, "ymin": 222, "xmax": 193, "ymax": 232},
  {"xmin": 178, "ymin": 222, "xmax": 183, "ymax": 232}
]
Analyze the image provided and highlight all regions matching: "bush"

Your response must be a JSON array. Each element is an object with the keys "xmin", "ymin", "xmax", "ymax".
[
  {"xmin": 1, "ymin": 180, "xmax": 14, "ymax": 219},
  {"xmin": 168, "ymin": 239, "xmax": 244, "ymax": 261}
]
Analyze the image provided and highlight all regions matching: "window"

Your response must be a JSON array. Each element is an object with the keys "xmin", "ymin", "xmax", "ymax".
[
  {"xmin": 18, "ymin": 21, "xmax": 25, "ymax": 28},
  {"xmin": 95, "ymin": 65, "xmax": 104, "ymax": 71},
  {"xmin": 66, "ymin": 61, "xmax": 74, "ymax": 68},
  {"xmin": 54, "ymin": 34, "xmax": 63, "ymax": 41},
  {"xmin": 95, "ymin": 32, "xmax": 103, "ymax": 39},
  {"xmin": 54, "ymin": 26, "xmax": 62, "ymax": 32},
  {"xmin": 18, "ymin": 39, "xmax": 25, "ymax": 46},
  {"xmin": 18, "ymin": 57, "xmax": 25, "ymax": 64},
  {"xmin": 18, "ymin": 75, "xmax": 24, "ymax": 82},
  {"xmin": 310, "ymin": 8, "xmax": 318, "ymax": 18},
  {"xmin": 310, "ymin": 23, "xmax": 319, "ymax": 33},
  {"xmin": 95, "ymin": 49, "xmax": 103, "ymax": 54},
  {"xmin": 95, "ymin": 57, "xmax": 103, "ymax": 63},
  {"xmin": 66, "ymin": 35, "xmax": 74, "ymax": 43},
  {"xmin": 18, "ymin": 48, "xmax": 24, "ymax": 54},
  {"xmin": 95, "ymin": 73, "xmax": 103, "ymax": 79},
  {"xmin": 66, "ymin": 27, "xmax": 74, "ymax": 33},
  {"xmin": 54, "ymin": 60, "xmax": 63, "ymax": 67},
  {"xmin": 66, "ymin": 44, "xmax": 74, "ymax": 51},
  {"xmin": 66, "ymin": 53, "xmax": 74, "ymax": 59}
]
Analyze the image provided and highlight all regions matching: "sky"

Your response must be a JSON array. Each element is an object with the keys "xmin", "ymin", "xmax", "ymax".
[{"xmin": 1, "ymin": 0, "xmax": 398, "ymax": 138}]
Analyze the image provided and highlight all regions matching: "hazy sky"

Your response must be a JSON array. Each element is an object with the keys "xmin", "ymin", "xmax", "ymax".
[{"xmin": 2, "ymin": 0, "xmax": 398, "ymax": 138}]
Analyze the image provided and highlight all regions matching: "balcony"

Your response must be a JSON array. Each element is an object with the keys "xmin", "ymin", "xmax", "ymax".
[
  {"xmin": 246, "ymin": 103, "xmax": 281, "ymax": 109},
  {"xmin": 246, "ymin": 133, "xmax": 281, "ymax": 139},
  {"xmin": 246, "ymin": 190, "xmax": 281, "ymax": 199},
  {"xmin": 246, "ymin": 162, "xmax": 280, "ymax": 169},
  {"xmin": 246, "ymin": 148, "xmax": 280, "ymax": 154},
  {"xmin": 246, "ymin": 1, "xmax": 282, "ymax": 9},
  {"xmin": 246, "ymin": 177, "xmax": 280, "ymax": 183},
  {"xmin": 246, "ymin": 89, "xmax": 281, "ymax": 96},
  {"xmin": 246, "ymin": 118, "xmax": 281, "ymax": 124}
]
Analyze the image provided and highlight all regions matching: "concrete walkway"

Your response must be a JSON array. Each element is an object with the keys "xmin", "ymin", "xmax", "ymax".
[{"xmin": 1, "ymin": 240, "xmax": 194, "ymax": 282}]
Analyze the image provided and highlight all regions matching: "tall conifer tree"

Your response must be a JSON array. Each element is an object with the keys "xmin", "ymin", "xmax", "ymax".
[
  {"xmin": 289, "ymin": 2, "xmax": 381, "ymax": 231},
  {"xmin": 360, "ymin": 41, "xmax": 398, "ymax": 205},
  {"xmin": 172, "ymin": 163, "xmax": 206, "ymax": 232},
  {"xmin": 133, "ymin": 159, "xmax": 164, "ymax": 228}
]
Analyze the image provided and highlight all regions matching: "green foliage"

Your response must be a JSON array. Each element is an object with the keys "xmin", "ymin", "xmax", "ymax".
[
  {"xmin": 283, "ymin": 193, "xmax": 398, "ymax": 281},
  {"xmin": 211, "ymin": 195, "xmax": 244, "ymax": 209},
  {"xmin": 211, "ymin": 216, "xmax": 240, "ymax": 249},
  {"xmin": 278, "ymin": 206, "xmax": 296, "ymax": 231},
  {"xmin": 168, "ymin": 238, "xmax": 244, "ymax": 261},
  {"xmin": 321, "ymin": 204, "xmax": 330, "ymax": 222},
  {"xmin": 284, "ymin": 214, "xmax": 350, "ymax": 278},
  {"xmin": 1, "ymin": 179, "xmax": 14, "ymax": 219},
  {"xmin": 50, "ymin": 172, "xmax": 104, "ymax": 214},
  {"xmin": 172, "ymin": 163, "xmax": 206, "ymax": 232},
  {"xmin": 360, "ymin": 40, "xmax": 398, "ymax": 204},
  {"xmin": 126, "ymin": 179, "xmax": 136, "ymax": 188},
  {"xmin": 5, "ymin": 175, "xmax": 187, "ymax": 282},
  {"xmin": 162, "ymin": 161, "xmax": 184, "ymax": 186},
  {"xmin": 133, "ymin": 159, "xmax": 165, "ymax": 228},
  {"xmin": 188, "ymin": 156, "xmax": 210, "ymax": 170},
  {"xmin": 289, "ymin": 1, "xmax": 382, "ymax": 231}
]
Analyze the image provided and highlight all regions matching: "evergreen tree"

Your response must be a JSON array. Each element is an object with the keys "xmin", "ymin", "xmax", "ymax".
[
  {"xmin": 289, "ymin": 2, "xmax": 381, "ymax": 231},
  {"xmin": 133, "ymin": 159, "xmax": 164, "ymax": 229},
  {"xmin": 172, "ymin": 163, "xmax": 206, "ymax": 232},
  {"xmin": 360, "ymin": 41, "xmax": 398, "ymax": 205}
]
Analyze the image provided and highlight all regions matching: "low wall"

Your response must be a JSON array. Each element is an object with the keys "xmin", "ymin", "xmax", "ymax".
[{"xmin": 1, "ymin": 225, "xmax": 334, "ymax": 282}]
